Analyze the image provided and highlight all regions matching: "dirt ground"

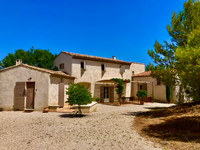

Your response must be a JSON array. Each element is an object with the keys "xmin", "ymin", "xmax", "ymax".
[
  {"xmin": 0, "ymin": 103, "xmax": 173, "ymax": 150},
  {"xmin": 134, "ymin": 102, "xmax": 200, "ymax": 150}
]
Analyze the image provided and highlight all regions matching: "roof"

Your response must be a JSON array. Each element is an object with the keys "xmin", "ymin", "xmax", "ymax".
[
  {"xmin": 133, "ymin": 71, "xmax": 151, "ymax": 77},
  {"xmin": 0, "ymin": 63, "xmax": 75, "ymax": 79},
  {"xmin": 60, "ymin": 51, "xmax": 132, "ymax": 65}
]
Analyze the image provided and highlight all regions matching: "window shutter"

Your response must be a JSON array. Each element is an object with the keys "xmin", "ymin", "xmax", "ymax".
[
  {"xmin": 14, "ymin": 82, "xmax": 26, "ymax": 110},
  {"xmin": 110, "ymin": 86, "xmax": 114, "ymax": 103},
  {"xmin": 84, "ymin": 61, "xmax": 86, "ymax": 69},
  {"xmin": 120, "ymin": 65, "xmax": 125, "ymax": 73},
  {"xmin": 100, "ymin": 86, "xmax": 104, "ymax": 103}
]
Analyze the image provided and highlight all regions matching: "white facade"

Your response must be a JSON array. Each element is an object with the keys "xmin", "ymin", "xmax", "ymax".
[{"xmin": 54, "ymin": 52, "xmax": 145, "ymax": 103}]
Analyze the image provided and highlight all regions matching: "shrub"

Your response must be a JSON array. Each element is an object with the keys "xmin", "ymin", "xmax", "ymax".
[
  {"xmin": 66, "ymin": 83, "xmax": 93, "ymax": 115},
  {"xmin": 137, "ymin": 90, "xmax": 148, "ymax": 101},
  {"xmin": 94, "ymin": 97, "xmax": 100, "ymax": 102}
]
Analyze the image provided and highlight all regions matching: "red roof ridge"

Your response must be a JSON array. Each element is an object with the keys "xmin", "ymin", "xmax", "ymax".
[
  {"xmin": 133, "ymin": 71, "xmax": 151, "ymax": 77},
  {"xmin": 60, "ymin": 51, "xmax": 132, "ymax": 65}
]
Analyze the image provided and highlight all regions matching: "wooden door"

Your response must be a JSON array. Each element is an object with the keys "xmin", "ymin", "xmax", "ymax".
[
  {"xmin": 142, "ymin": 83, "xmax": 147, "ymax": 91},
  {"xmin": 58, "ymin": 83, "xmax": 64, "ymax": 107},
  {"xmin": 26, "ymin": 82, "xmax": 35, "ymax": 109},
  {"xmin": 110, "ymin": 86, "xmax": 114, "ymax": 103},
  {"xmin": 100, "ymin": 86, "xmax": 104, "ymax": 103},
  {"xmin": 14, "ymin": 82, "xmax": 25, "ymax": 110}
]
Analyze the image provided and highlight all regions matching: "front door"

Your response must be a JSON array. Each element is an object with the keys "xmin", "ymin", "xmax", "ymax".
[
  {"xmin": 104, "ymin": 87, "xmax": 109, "ymax": 103},
  {"xmin": 26, "ymin": 82, "xmax": 35, "ymax": 109},
  {"xmin": 58, "ymin": 83, "xmax": 64, "ymax": 107}
]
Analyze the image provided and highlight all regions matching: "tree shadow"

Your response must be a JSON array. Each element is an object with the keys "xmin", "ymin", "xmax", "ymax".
[
  {"xmin": 59, "ymin": 113, "xmax": 86, "ymax": 118},
  {"xmin": 122, "ymin": 112, "xmax": 142, "ymax": 116},
  {"xmin": 142, "ymin": 116, "xmax": 200, "ymax": 142},
  {"xmin": 138, "ymin": 102, "xmax": 200, "ymax": 118},
  {"xmin": 144, "ymin": 107, "xmax": 169, "ymax": 110}
]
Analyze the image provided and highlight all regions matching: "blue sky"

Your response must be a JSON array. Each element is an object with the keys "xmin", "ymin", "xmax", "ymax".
[{"xmin": 0, "ymin": 0, "xmax": 185, "ymax": 66}]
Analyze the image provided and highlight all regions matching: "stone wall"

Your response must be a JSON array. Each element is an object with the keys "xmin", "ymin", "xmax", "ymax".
[{"xmin": 0, "ymin": 66, "xmax": 50, "ymax": 110}]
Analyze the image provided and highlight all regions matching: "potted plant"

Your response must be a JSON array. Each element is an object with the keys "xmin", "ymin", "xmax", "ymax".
[
  {"xmin": 94, "ymin": 97, "xmax": 100, "ymax": 103},
  {"xmin": 136, "ymin": 90, "xmax": 148, "ymax": 105},
  {"xmin": 43, "ymin": 106, "xmax": 49, "ymax": 113}
]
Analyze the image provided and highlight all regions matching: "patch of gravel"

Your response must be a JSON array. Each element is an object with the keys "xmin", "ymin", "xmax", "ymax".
[{"xmin": 0, "ymin": 103, "xmax": 174, "ymax": 150}]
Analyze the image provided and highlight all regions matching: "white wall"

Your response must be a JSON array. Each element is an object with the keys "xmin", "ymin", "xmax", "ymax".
[
  {"xmin": 54, "ymin": 53, "xmax": 73, "ymax": 74},
  {"xmin": 49, "ymin": 77, "xmax": 73, "ymax": 105},
  {"xmin": 71, "ymin": 58, "xmax": 134, "ymax": 97}
]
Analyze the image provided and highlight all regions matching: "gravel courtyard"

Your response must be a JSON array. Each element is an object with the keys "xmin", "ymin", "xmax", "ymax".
[{"xmin": 0, "ymin": 103, "xmax": 174, "ymax": 150}]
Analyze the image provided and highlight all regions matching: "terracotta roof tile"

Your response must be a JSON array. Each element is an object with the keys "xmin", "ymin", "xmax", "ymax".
[
  {"xmin": 0, "ymin": 63, "xmax": 75, "ymax": 79},
  {"xmin": 133, "ymin": 71, "xmax": 151, "ymax": 77},
  {"xmin": 61, "ymin": 51, "xmax": 132, "ymax": 65}
]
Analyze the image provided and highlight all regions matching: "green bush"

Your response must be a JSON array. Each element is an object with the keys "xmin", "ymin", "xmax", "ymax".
[
  {"xmin": 66, "ymin": 83, "xmax": 93, "ymax": 115},
  {"xmin": 94, "ymin": 97, "xmax": 99, "ymax": 102},
  {"xmin": 136, "ymin": 90, "xmax": 148, "ymax": 100}
]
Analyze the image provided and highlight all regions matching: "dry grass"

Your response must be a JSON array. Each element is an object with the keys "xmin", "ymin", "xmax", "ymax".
[{"xmin": 134, "ymin": 102, "xmax": 200, "ymax": 150}]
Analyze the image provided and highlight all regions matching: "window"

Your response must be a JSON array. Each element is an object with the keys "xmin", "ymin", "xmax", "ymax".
[
  {"xmin": 59, "ymin": 63, "xmax": 64, "ymax": 69},
  {"xmin": 120, "ymin": 65, "xmax": 125, "ymax": 73},
  {"xmin": 101, "ymin": 64, "xmax": 106, "ymax": 71},
  {"xmin": 80, "ymin": 61, "xmax": 86, "ymax": 69},
  {"xmin": 104, "ymin": 87, "xmax": 109, "ymax": 99},
  {"xmin": 157, "ymin": 80, "xmax": 161, "ymax": 85},
  {"xmin": 132, "ymin": 71, "xmax": 135, "ymax": 75},
  {"xmin": 140, "ymin": 84, "xmax": 143, "ymax": 90}
]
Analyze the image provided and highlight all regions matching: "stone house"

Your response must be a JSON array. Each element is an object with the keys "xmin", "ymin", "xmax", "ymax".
[
  {"xmin": 54, "ymin": 51, "xmax": 145, "ymax": 103},
  {"xmin": 132, "ymin": 71, "xmax": 177, "ymax": 102},
  {"xmin": 0, "ymin": 60, "xmax": 75, "ymax": 111}
]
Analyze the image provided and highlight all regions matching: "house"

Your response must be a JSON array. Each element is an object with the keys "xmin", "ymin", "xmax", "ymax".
[
  {"xmin": 132, "ymin": 71, "xmax": 177, "ymax": 102},
  {"xmin": 54, "ymin": 51, "xmax": 145, "ymax": 103},
  {"xmin": 0, "ymin": 60, "xmax": 75, "ymax": 111}
]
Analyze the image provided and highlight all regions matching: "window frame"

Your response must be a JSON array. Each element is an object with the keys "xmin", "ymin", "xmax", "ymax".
[
  {"xmin": 59, "ymin": 63, "xmax": 64, "ymax": 70},
  {"xmin": 101, "ymin": 64, "xmax": 106, "ymax": 72},
  {"xmin": 80, "ymin": 61, "xmax": 86, "ymax": 70}
]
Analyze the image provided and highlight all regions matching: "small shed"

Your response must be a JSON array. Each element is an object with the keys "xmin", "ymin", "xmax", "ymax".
[{"xmin": 0, "ymin": 60, "xmax": 75, "ymax": 111}]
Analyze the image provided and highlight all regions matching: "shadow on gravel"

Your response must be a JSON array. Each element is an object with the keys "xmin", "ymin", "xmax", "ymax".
[
  {"xmin": 142, "ymin": 116, "xmax": 200, "ymax": 142},
  {"xmin": 144, "ymin": 107, "xmax": 169, "ymax": 110},
  {"xmin": 59, "ymin": 114, "xmax": 86, "ymax": 118},
  {"xmin": 121, "ymin": 112, "xmax": 140, "ymax": 116},
  {"xmin": 138, "ymin": 102, "xmax": 200, "ymax": 119}
]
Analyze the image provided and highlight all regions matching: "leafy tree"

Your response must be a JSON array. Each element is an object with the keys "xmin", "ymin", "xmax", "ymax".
[
  {"xmin": 145, "ymin": 63, "xmax": 154, "ymax": 71},
  {"xmin": 147, "ymin": 0, "xmax": 200, "ymax": 102},
  {"xmin": 66, "ymin": 83, "xmax": 93, "ymax": 115},
  {"xmin": 136, "ymin": 90, "xmax": 148, "ymax": 104},
  {"xmin": 175, "ymin": 27, "xmax": 200, "ymax": 101},
  {"xmin": 111, "ymin": 78, "xmax": 130, "ymax": 104},
  {"xmin": 0, "ymin": 47, "xmax": 57, "ymax": 70}
]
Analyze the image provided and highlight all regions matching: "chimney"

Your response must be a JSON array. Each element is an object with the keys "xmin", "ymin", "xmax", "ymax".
[
  {"xmin": 16, "ymin": 59, "xmax": 22, "ymax": 65},
  {"xmin": 112, "ymin": 56, "xmax": 116, "ymax": 60}
]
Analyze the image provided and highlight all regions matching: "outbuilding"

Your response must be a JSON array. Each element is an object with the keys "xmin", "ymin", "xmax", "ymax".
[{"xmin": 0, "ymin": 60, "xmax": 75, "ymax": 111}]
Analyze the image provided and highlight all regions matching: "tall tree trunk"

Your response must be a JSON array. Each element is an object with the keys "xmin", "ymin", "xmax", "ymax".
[
  {"xmin": 178, "ymin": 83, "xmax": 185, "ymax": 104},
  {"xmin": 78, "ymin": 105, "xmax": 82, "ymax": 115},
  {"xmin": 118, "ymin": 94, "xmax": 122, "ymax": 105}
]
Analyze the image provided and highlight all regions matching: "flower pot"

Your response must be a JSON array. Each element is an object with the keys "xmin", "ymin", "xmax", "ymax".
[
  {"xmin": 43, "ymin": 106, "xmax": 49, "ymax": 113},
  {"xmin": 140, "ymin": 100, "xmax": 144, "ymax": 105}
]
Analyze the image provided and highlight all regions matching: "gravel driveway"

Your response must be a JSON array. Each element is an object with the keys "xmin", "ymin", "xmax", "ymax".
[{"xmin": 0, "ymin": 103, "xmax": 174, "ymax": 150}]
